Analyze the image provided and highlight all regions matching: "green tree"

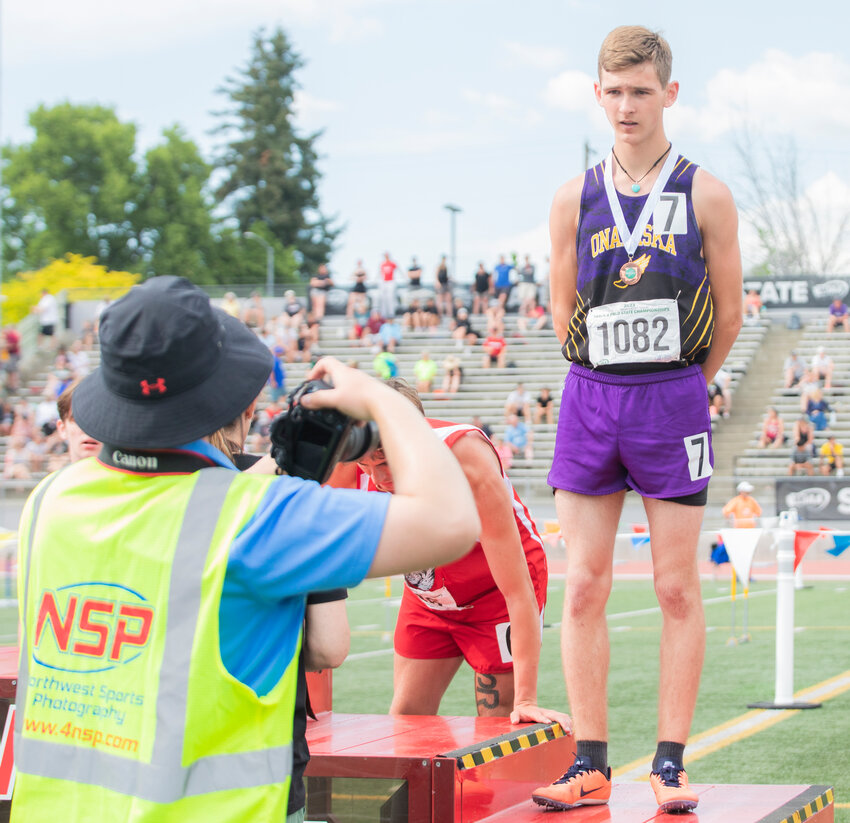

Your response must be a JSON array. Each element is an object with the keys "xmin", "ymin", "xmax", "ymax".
[
  {"xmin": 135, "ymin": 126, "xmax": 220, "ymax": 282},
  {"xmin": 2, "ymin": 103, "xmax": 141, "ymax": 272},
  {"xmin": 212, "ymin": 27, "xmax": 341, "ymax": 277}
]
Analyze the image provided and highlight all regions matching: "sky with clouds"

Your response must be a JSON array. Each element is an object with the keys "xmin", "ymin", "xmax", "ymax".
[{"xmin": 4, "ymin": 0, "xmax": 849, "ymax": 283}]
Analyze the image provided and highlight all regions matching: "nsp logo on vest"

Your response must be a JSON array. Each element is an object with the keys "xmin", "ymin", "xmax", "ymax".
[{"xmin": 34, "ymin": 582, "xmax": 154, "ymax": 672}]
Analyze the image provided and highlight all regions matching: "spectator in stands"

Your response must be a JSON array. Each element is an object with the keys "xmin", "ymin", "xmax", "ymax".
[
  {"xmin": 407, "ymin": 256, "xmax": 423, "ymax": 289},
  {"xmin": 722, "ymin": 481, "xmax": 762, "ymax": 528},
  {"xmin": 708, "ymin": 368, "xmax": 732, "ymax": 419},
  {"xmin": 220, "ymin": 291, "xmax": 241, "ymax": 318},
  {"xmin": 516, "ymin": 255, "xmax": 538, "ymax": 316},
  {"xmin": 789, "ymin": 416, "xmax": 815, "ymax": 475},
  {"xmin": 34, "ymin": 391, "xmax": 59, "ymax": 438},
  {"xmin": 493, "ymin": 254, "xmax": 514, "ymax": 309},
  {"xmin": 504, "ymin": 382, "xmax": 532, "ymax": 421},
  {"xmin": 805, "ymin": 388, "xmax": 832, "ymax": 431},
  {"xmin": 32, "ymin": 288, "xmax": 60, "ymax": 349},
  {"xmin": 472, "ymin": 262, "xmax": 492, "ymax": 315},
  {"xmin": 827, "ymin": 298, "xmax": 850, "ymax": 333},
  {"xmin": 268, "ymin": 351, "xmax": 286, "ymax": 403},
  {"xmin": 819, "ymin": 435, "xmax": 845, "ymax": 476},
  {"xmin": 348, "ymin": 298, "xmax": 372, "ymax": 343},
  {"xmin": 757, "ymin": 407, "xmax": 786, "ymax": 448},
  {"xmin": 482, "ymin": 325, "xmax": 508, "ymax": 369},
  {"xmin": 373, "ymin": 344, "xmax": 399, "ymax": 379},
  {"xmin": 310, "ymin": 263, "xmax": 334, "ymax": 320},
  {"xmin": 743, "ymin": 290, "xmax": 762, "ymax": 322},
  {"xmin": 68, "ymin": 339, "xmax": 91, "ymax": 378},
  {"xmin": 485, "ymin": 302, "xmax": 507, "ymax": 336},
  {"xmin": 797, "ymin": 368, "xmax": 820, "ymax": 412},
  {"xmin": 11, "ymin": 402, "xmax": 33, "ymax": 441},
  {"xmin": 2, "ymin": 327, "xmax": 20, "ymax": 392},
  {"xmin": 25, "ymin": 427, "xmax": 49, "ymax": 474},
  {"xmin": 347, "ymin": 260, "xmax": 369, "ymax": 317},
  {"xmin": 295, "ymin": 321, "xmax": 315, "ymax": 364},
  {"xmin": 4, "ymin": 434, "xmax": 33, "ymax": 481},
  {"xmin": 379, "ymin": 315, "xmax": 403, "ymax": 353},
  {"xmin": 358, "ymin": 308, "xmax": 384, "ymax": 348},
  {"xmin": 402, "ymin": 298, "xmax": 426, "ymax": 331},
  {"xmin": 517, "ymin": 298, "xmax": 548, "ymax": 333},
  {"xmin": 421, "ymin": 296, "xmax": 441, "ymax": 329},
  {"xmin": 811, "ymin": 346, "xmax": 834, "ymax": 389},
  {"xmin": 378, "ymin": 252, "xmax": 398, "ymax": 319},
  {"xmin": 783, "ymin": 349, "xmax": 806, "ymax": 389},
  {"xmin": 242, "ymin": 291, "xmax": 265, "ymax": 330},
  {"xmin": 451, "ymin": 308, "xmax": 480, "ymax": 345},
  {"xmin": 414, "ymin": 350, "xmax": 437, "ymax": 393},
  {"xmin": 282, "ymin": 290, "xmax": 306, "ymax": 328},
  {"xmin": 435, "ymin": 255, "xmax": 452, "ymax": 318},
  {"xmin": 534, "ymin": 387, "xmax": 555, "ymax": 425},
  {"xmin": 0, "ymin": 400, "xmax": 15, "ymax": 436},
  {"xmin": 441, "ymin": 354, "xmax": 463, "ymax": 394},
  {"xmin": 784, "ymin": 350, "xmax": 805, "ymax": 388},
  {"xmin": 504, "ymin": 413, "xmax": 534, "ymax": 461}
]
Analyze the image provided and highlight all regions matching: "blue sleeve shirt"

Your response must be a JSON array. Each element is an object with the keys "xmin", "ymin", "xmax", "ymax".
[{"xmin": 184, "ymin": 440, "xmax": 390, "ymax": 696}]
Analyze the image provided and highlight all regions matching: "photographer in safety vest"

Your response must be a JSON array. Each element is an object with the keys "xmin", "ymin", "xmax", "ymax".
[{"xmin": 13, "ymin": 276, "xmax": 479, "ymax": 823}]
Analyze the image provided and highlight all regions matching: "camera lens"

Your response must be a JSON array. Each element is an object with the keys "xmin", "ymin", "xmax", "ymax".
[{"xmin": 339, "ymin": 422, "xmax": 379, "ymax": 464}]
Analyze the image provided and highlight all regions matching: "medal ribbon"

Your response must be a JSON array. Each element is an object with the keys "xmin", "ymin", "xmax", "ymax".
[{"xmin": 603, "ymin": 147, "xmax": 678, "ymax": 257}]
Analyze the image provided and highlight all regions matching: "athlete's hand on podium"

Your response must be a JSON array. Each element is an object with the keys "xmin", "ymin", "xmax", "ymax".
[{"xmin": 510, "ymin": 701, "xmax": 572, "ymax": 733}]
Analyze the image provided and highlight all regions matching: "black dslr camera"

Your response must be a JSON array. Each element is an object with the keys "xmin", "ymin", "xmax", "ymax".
[{"xmin": 269, "ymin": 379, "xmax": 378, "ymax": 483}]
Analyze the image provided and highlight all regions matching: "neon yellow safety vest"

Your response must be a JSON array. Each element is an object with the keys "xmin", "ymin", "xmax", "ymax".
[{"xmin": 14, "ymin": 461, "xmax": 299, "ymax": 822}]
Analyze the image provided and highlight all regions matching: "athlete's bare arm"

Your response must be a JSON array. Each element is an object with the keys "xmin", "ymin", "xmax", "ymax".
[
  {"xmin": 692, "ymin": 169, "xmax": 743, "ymax": 383},
  {"xmin": 548, "ymin": 175, "xmax": 584, "ymax": 346},
  {"xmin": 451, "ymin": 432, "xmax": 572, "ymax": 730}
]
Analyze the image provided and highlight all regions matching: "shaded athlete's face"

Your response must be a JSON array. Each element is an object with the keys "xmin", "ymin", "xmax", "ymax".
[
  {"xmin": 594, "ymin": 62, "xmax": 678, "ymax": 145},
  {"xmin": 357, "ymin": 448, "xmax": 395, "ymax": 493}
]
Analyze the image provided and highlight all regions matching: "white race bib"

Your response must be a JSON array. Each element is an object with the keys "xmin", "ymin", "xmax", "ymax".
[{"xmin": 587, "ymin": 299, "xmax": 681, "ymax": 367}]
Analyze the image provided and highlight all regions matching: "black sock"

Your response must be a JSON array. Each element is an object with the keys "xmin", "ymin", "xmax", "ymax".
[
  {"xmin": 653, "ymin": 741, "xmax": 685, "ymax": 772},
  {"xmin": 576, "ymin": 740, "xmax": 608, "ymax": 772}
]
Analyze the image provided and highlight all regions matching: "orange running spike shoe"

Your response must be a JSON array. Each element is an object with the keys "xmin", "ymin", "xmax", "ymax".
[
  {"xmin": 532, "ymin": 755, "xmax": 612, "ymax": 810},
  {"xmin": 650, "ymin": 761, "xmax": 699, "ymax": 813}
]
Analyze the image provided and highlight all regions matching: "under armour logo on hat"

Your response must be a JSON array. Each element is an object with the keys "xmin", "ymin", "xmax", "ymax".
[{"xmin": 140, "ymin": 378, "xmax": 167, "ymax": 396}]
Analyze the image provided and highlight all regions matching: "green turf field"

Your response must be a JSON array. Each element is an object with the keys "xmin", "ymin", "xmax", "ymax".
[{"xmin": 340, "ymin": 576, "xmax": 850, "ymax": 821}]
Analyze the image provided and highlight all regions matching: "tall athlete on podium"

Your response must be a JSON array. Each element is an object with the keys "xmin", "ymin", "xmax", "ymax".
[{"xmin": 532, "ymin": 26, "xmax": 742, "ymax": 814}]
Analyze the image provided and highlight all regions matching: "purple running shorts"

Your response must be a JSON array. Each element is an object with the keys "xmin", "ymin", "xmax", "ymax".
[{"xmin": 548, "ymin": 362, "xmax": 713, "ymax": 498}]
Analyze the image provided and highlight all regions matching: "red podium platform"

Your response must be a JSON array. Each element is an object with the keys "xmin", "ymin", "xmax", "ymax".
[{"xmin": 305, "ymin": 712, "xmax": 835, "ymax": 823}]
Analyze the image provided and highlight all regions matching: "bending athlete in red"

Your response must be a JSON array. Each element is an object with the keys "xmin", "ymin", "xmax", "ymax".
[{"xmin": 356, "ymin": 379, "xmax": 571, "ymax": 727}]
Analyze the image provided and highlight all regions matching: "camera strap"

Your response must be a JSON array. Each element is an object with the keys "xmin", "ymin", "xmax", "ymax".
[{"xmin": 98, "ymin": 444, "xmax": 219, "ymax": 475}]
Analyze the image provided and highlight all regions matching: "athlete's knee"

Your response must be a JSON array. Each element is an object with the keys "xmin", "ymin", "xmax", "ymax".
[
  {"xmin": 564, "ymin": 570, "xmax": 611, "ymax": 618},
  {"xmin": 654, "ymin": 576, "xmax": 700, "ymax": 620}
]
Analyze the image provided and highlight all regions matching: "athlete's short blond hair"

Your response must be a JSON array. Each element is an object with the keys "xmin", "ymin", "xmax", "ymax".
[{"xmin": 598, "ymin": 26, "xmax": 672, "ymax": 88}]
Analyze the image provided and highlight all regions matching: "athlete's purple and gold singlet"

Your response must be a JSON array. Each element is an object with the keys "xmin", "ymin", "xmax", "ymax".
[
  {"xmin": 549, "ymin": 152, "xmax": 715, "ymax": 499},
  {"xmin": 563, "ymin": 154, "xmax": 713, "ymax": 372}
]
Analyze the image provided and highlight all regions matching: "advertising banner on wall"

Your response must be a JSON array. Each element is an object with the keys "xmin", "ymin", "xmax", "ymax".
[
  {"xmin": 744, "ymin": 276, "xmax": 850, "ymax": 309},
  {"xmin": 774, "ymin": 477, "xmax": 850, "ymax": 519}
]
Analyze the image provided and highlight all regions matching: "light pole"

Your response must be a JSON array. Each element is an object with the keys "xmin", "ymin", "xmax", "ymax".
[
  {"xmin": 443, "ymin": 204, "xmax": 462, "ymax": 283},
  {"xmin": 243, "ymin": 232, "xmax": 274, "ymax": 297}
]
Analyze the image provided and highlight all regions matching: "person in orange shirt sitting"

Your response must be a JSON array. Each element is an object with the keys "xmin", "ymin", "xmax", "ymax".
[{"xmin": 722, "ymin": 481, "xmax": 762, "ymax": 528}]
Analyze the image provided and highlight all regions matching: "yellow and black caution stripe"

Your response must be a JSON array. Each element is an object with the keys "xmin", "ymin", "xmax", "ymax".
[
  {"xmin": 762, "ymin": 785, "xmax": 834, "ymax": 823},
  {"xmin": 442, "ymin": 722, "xmax": 567, "ymax": 771}
]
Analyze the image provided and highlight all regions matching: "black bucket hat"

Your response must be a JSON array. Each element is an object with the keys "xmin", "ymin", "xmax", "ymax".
[{"xmin": 73, "ymin": 276, "xmax": 274, "ymax": 449}]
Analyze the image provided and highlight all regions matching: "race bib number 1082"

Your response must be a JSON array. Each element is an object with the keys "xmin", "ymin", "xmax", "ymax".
[{"xmin": 587, "ymin": 299, "xmax": 681, "ymax": 367}]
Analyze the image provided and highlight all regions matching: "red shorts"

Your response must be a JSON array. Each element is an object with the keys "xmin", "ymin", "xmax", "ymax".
[{"xmin": 393, "ymin": 583, "xmax": 545, "ymax": 675}]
